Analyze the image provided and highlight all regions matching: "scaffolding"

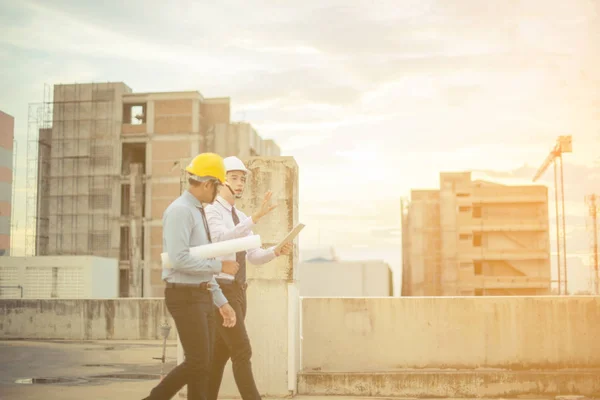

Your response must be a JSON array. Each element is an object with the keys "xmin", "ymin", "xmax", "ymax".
[
  {"xmin": 25, "ymin": 85, "xmax": 53, "ymax": 257},
  {"xmin": 25, "ymin": 83, "xmax": 120, "ymax": 258},
  {"xmin": 9, "ymin": 138, "xmax": 18, "ymax": 256}
]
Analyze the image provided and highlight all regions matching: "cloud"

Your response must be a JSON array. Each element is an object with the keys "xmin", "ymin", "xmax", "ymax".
[
  {"xmin": 1, "ymin": 0, "xmax": 599, "ymax": 268},
  {"xmin": 217, "ymin": 66, "xmax": 365, "ymax": 107},
  {"xmin": 0, "ymin": 1, "xmax": 265, "ymax": 75}
]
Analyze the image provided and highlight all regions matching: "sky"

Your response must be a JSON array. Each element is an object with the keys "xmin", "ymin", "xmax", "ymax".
[{"xmin": 1, "ymin": 0, "xmax": 599, "ymax": 294}]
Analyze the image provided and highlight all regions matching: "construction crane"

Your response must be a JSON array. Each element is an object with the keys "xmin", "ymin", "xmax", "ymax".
[
  {"xmin": 585, "ymin": 194, "xmax": 599, "ymax": 294},
  {"xmin": 532, "ymin": 135, "xmax": 572, "ymax": 295}
]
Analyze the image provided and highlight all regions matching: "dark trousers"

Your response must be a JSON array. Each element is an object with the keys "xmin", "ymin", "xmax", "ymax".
[
  {"xmin": 208, "ymin": 283, "xmax": 261, "ymax": 400},
  {"xmin": 146, "ymin": 287, "xmax": 215, "ymax": 400}
]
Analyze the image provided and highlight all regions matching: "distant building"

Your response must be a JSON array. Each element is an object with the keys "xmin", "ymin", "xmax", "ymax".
[
  {"xmin": 299, "ymin": 259, "xmax": 393, "ymax": 297},
  {"xmin": 301, "ymin": 247, "xmax": 338, "ymax": 263},
  {"xmin": 0, "ymin": 256, "xmax": 118, "ymax": 298},
  {"xmin": 26, "ymin": 82, "xmax": 280, "ymax": 297},
  {"xmin": 0, "ymin": 111, "xmax": 14, "ymax": 257},
  {"xmin": 402, "ymin": 171, "xmax": 551, "ymax": 296}
]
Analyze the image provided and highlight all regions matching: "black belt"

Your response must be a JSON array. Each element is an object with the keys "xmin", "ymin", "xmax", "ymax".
[
  {"xmin": 216, "ymin": 279, "xmax": 248, "ymax": 290},
  {"xmin": 165, "ymin": 281, "xmax": 213, "ymax": 290}
]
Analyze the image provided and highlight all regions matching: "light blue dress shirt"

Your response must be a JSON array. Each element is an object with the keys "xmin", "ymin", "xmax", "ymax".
[{"xmin": 161, "ymin": 190, "xmax": 227, "ymax": 308}]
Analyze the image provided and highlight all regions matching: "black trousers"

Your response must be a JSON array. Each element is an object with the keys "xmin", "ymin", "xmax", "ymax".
[
  {"xmin": 208, "ymin": 283, "xmax": 261, "ymax": 400},
  {"xmin": 145, "ymin": 287, "xmax": 215, "ymax": 400}
]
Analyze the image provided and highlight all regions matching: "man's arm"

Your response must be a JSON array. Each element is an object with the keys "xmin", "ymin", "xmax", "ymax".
[
  {"xmin": 209, "ymin": 275, "xmax": 228, "ymax": 308},
  {"xmin": 248, "ymin": 242, "xmax": 293, "ymax": 264},
  {"xmin": 246, "ymin": 242, "xmax": 277, "ymax": 265},
  {"xmin": 205, "ymin": 204, "xmax": 254, "ymax": 242},
  {"xmin": 164, "ymin": 205, "xmax": 222, "ymax": 274}
]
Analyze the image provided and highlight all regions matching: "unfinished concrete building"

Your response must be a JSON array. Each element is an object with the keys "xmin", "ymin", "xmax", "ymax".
[
  {"xmin": 0, "ymin": 111, "xmax": 14, "ymax": 257},
  {"xmin": 27, "ymin": 82, "xmax": 280, "ymax": 297},
  {"xmin": 401, "ymin": 172, "xmax": 551, "ymax": 296}
]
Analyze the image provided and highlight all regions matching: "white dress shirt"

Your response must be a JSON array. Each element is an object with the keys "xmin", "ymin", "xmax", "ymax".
[{"xmin": 205, "ymin": 196, "xmax": 277, "ymax": 279}]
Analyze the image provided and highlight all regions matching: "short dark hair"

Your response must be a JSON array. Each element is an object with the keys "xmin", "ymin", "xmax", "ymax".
[{"xmin": 188, "ymin": 177, "xmax": 203, "ymax": 187}]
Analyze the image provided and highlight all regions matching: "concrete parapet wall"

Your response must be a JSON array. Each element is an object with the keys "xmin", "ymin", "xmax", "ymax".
[
  {"xmin": 299, "ymin": 370, "xmax": 600, "ymax": 397},
  {"xmin": 302, "ymin": 296, "xmax": 600, "ymax": 371},
  {"xmin": 0, "ymin": 299, "xmax": 175, "ymax": 340}
]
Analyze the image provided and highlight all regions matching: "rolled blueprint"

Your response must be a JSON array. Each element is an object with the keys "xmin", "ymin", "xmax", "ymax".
[{"xmin": 161, "ymin": 235, "xmax": 262, "ymax": 269}]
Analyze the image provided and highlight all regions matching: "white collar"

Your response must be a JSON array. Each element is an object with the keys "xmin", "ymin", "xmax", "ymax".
[{"xmin": 215, "ymin": 195, "xmax": 235, "ymax": 212}]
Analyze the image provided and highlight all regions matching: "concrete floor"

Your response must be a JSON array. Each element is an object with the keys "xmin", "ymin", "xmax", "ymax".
[
  {"xmin": 0, "ymin": 340, "xmax": 560, "ymax": 400},
  {"xmin": 0, "ymin": 339, "xmax": 177, "ymax": 399}
]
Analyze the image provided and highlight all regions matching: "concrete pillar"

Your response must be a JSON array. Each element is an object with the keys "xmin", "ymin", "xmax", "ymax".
[
  {"xmin": 146, "ymin": 101, "xmax": 155, "ymax": 134},
  {"xmin": 440, "ymin": 180, "xmax": 458, "ymax": 295},
  {"xmin": 178, "ymin": 156, "xmax": 300, "ymax": 398}
]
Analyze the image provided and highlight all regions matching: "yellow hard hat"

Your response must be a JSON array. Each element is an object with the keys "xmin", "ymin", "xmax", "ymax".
[{"xmin": 185, "ymin": 153, "xmax": 226, "ymax": 183}]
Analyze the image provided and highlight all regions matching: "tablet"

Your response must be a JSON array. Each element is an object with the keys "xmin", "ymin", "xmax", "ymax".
[{"xmin": 274, "ymin": 223, "xmax": 305, "ymax": 253}]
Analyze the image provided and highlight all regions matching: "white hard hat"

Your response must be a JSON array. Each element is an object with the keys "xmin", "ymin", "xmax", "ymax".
[{"xmin": 223, "ymin": 156, "xmax": 249, "ymax": 174}]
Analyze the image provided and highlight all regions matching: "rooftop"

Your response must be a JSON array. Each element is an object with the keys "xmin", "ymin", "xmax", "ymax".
[{"xmin": 0, "ymin": 339, "xmax": 558, "ymax": 400}]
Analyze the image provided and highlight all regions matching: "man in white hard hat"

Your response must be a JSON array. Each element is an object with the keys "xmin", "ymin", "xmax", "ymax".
[
  {"xmin": 205, "ymin": 156, "xmax": 292, "ymax": 400},
  {"xmin": 143, "ymin": 153, "xmax": 238, "ymax": 400}
]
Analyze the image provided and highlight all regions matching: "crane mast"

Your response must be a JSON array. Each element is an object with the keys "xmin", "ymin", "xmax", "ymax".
[
  {"xmin": 532, "ymin": 135, "xmax": 572, "ymax": 295},
  {"xmin": 585, "ymin": 194, "xmax": 599, "ymax": 294}
]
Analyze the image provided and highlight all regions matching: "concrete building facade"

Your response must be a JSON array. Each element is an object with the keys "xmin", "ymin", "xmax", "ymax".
[
  {"xmin": 0, "ymin": 111, "xmax": 14, "ymax": 257},
  {"xmin": 30, "ymin": 82, "xmax": 280, "ymax": 297},
  {"xmin": 402, "ymin": 171, "xmax": 551, "ymax": 296},
  {"xmin": 298, "ymin": 260, "xmax": 393, "ymax": 297}
]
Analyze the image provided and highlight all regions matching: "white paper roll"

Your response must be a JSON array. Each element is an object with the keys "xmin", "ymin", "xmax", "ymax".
[{"xmin": 161, "ymin": 234, "xmax": 262, "ymax": 269}]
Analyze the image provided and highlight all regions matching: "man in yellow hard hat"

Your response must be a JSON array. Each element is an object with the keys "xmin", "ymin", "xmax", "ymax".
[{"xmin": 143, "ymin": 153, "xmax": 239, "ymax": 400}]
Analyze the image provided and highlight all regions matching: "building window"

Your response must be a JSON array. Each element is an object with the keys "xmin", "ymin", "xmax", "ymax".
[
  {"xmin": 123, "ymin": 103, "xmax": 147, "ymax": 125},
  {"xmin": 473, "ymin": 205, "xmax": 482, "ymax": 218},
  {"xmin": 473, "ymin": 233, "xmax": 482, "ymax": 247},
  {"xmin": 459, "ymin": 206, "xmax": 471, "ymax": 212},
  {"xmin": 120, "ymin": 226, "xmax": 130, "ymax": 260},
  {"xmin": 474, "ymin": 261, "xmax": 483, "ymax": 275},
  {"xmin": 459, "ymin": 234, "xmax": 471, "ymax": 241},
  {"xmin": 120, "ymin": 182, "xmax": 146, "ymax": 218},
  {"xmin": 121, "ymin": 143, "xmax": 146, "ymax": 175},
  {"xmin": 121, "ymin": 184, "xmax": 131, "ymax": 216},
  {"xmin": 119, "ymin": 269, "xmax": 130, "ymax": 297}
]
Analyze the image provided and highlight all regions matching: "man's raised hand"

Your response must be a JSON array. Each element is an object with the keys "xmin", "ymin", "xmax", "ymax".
[{"xmin": 252, "ymin": 191, "xmax": 278, "ymax": 223}]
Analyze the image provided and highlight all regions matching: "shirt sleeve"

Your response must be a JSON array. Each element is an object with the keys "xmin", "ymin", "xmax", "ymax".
[
  {"xmin": 247, "ymin": 245, "xmax": 277, "ymax": 265},
  {"xmin": 164, "ymin": 205, "xmax": 222, "ymax": 275},
  {"xmin": 209, "ymin": 276, "xmax": 228, "ymax": 308},
  {"xmin": 205, "ymin": 204, "xmax": 255, "ymax": 242}
]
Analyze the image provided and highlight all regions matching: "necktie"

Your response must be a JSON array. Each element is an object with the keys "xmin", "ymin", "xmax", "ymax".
[
  {"xmin": 198, "ymin": 206, "xmax": 212, "ymax": 243},
  {"xmin": 231, "ymin": 207, "xmax": 247, "ymax": 284}
]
